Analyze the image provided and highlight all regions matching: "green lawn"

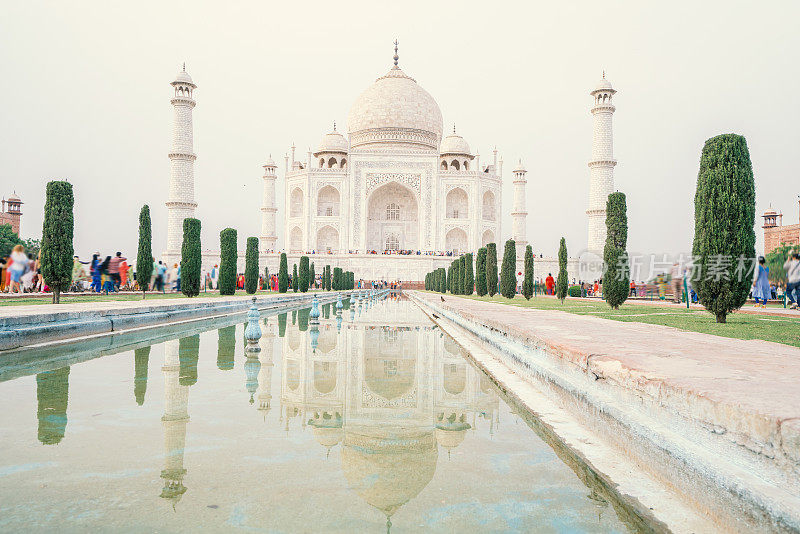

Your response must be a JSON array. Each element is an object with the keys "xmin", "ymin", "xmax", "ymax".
[{"xmin": 457, "ymin": 294, "xmax": 800, "ymax": 348}]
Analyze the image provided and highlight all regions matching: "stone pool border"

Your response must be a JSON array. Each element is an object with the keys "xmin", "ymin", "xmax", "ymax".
[
  {"xmin": 0, "ymin": 291, "xmax": 357, "ymax": 352},
  {"xmin": 408, "ymin": 291, "xmax": 800, "ymax": 533}
]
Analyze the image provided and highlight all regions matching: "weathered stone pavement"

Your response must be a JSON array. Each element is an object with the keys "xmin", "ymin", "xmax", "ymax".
[{"xmin": 412, "ymin": 291, "xmax": 800, "ymax": 469}]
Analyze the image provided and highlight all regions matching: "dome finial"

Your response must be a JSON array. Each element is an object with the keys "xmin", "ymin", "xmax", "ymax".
[
  {"xmin": 602, "ymin": 69, "xmax": 605, "ymax": 79},
  {"xmin": 393, "ymin": 39, "xmax": 399, "ymax": 67},
  {"xmin": 333, "ymin": 120, "xmax": 336, "ymax": 132},
  {"xmin": 453, "ymin": 123, "xmax": 456, "ymax": 134},
  {"xmin": 182, "ymin": 62, "xmax": 186, "ymax": 72}
]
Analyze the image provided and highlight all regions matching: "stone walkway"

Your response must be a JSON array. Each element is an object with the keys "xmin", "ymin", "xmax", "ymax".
[
  {"xmin": 412, "ymin": 291, "xmax": 800, "ymax": 467},
  {"xmin": 574, "ymin": 294, "xmax": 800, "ymax": 318}
]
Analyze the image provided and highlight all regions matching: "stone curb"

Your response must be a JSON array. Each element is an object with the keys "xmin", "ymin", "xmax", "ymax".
[{"xmin": 0, "ymin": 292, "xmax": 353, "ymax": 351}]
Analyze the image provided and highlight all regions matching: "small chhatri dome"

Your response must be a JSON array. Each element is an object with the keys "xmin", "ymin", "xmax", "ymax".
[
  {"xmin": 264, "ymin": 154, "xmax": 276, "ymax": 168},
  {"xmin": 173, "ymin": 63, "xmax": 195, "ymax": 87},
  {"xmin": 513, "ymin": 159, "xmax": 526, "ymax": 173},
  {"xmin": 592, "ymin": 71, "xmax": 614, "ymax": 93},
  {"xmin": 7, "ymin": 191, "xmax": 21, "ymax": 202},
  {"xmin": 316, "ymin": 123, "xmax": 348, "ymax": 154},
  {"xmin": 440, "ymin": 125, "xmax": 471, "ymax": 156}
]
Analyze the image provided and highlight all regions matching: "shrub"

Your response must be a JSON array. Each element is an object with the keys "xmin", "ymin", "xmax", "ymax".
[
  {"xmin": 40, "ymin": 180, "xmax": 74, "ymax": 303},
  {"xmin": 136, "ymin": 205, "xmax": 153, "ymax": 296},
  {"xmin": 499, "ymin": 239, "xmax": 517, "ymax": 299},
  {"xmin": 691, "ymin": 134, "xmax": 755, "ymax": 323},
  {"xmin": 244, "ymin": 237, "xmax": 259, "ymax": 294},
  {"xmin": 309, "ymin": 262, "xmax": 315, "ymax": 290},
  {"xmin": 278, "ymin": 253, "xmax": 288, "ymax": 293},
  {"xmin": 556, "ymin": 237, "xmax": 568, "ymax": 303},
  {"xmin": 486, "ymin": 243, "xmax": 498, "ymax": 297},
  {"xmin": 218, "ymin": 228, "xmax": 237, "ymax": 295},
  {"xmin": 293, "ymin": 264, "xmax": 298, "ymax": 292},
  {"xmin": 181, "ymin": 218, "xmax": 202, "ymax": 297},
  {"xmin": 604, "ymin": 192, "xmax": 629, "ymax": 309},
  {"xmin": 523, "ymin": 245, "xmax": 534, "ymax": 300},
  {"xmin": 568, "ymin": 285, "xmax": 582, "ymax": 297}
]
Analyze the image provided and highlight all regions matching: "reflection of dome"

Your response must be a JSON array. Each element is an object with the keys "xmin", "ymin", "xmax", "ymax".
[
  {"xmin": 347, "ymin": 66, "xmax": 443, "ymax": 150},
  {"xmin": 312, "ymin": 425, "xmax": 343, "ymax": 448},
  {"xmin": 342, "ymin": 432, "xmax": 438, "ymax": 517},
  {"xmin": 364, "ymin": 357, "xmax": 415, "ymax": 400},
  {"xmin": 440, "ymin": 130, "xmax": 471, "ymax": 156},
  {"xmin": 435, "ymin": 427, "xmax": 468, "ymax": 450}
]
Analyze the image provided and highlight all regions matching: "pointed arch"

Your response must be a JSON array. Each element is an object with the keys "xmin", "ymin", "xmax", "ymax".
[
  {"xmin": 317, "ymin": 185, "xmax": 340, "ymax": 217},
  {"xmin": 316, "ymin": 225, "xmax": 339, "ymax": 253},
  {"xmin": 446, "ymin": 187, "xmax": 468, "ymax": 219},
  {"xmin": 290, "ymin": 187, "xmax": 304, "ymax": 218},
  {"xmin": 482, "ymin": 190, "xmax": 496, "ymax": 221}
]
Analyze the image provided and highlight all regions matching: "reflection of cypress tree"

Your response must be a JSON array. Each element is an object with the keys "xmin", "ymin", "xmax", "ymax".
[
  {"xmin": 134, "ymin": 347, "xmax": 151, "ymax": 406},
  {"xmin": 278, "ymin": 313, "xmax": 287, "ymax": 338},
  {"xmin": 179, "ymin": 335, "xmax": 200, "ymax": 386},
  {"xmin": 217, "ymin": 326, "xmax": 236, "ymax": 370},
  {"xmin": 291, "ymin": 310, "xmax": 296, "ymax": 325},
  {"xmin": 36, "ymin": 367, "xmax": 70, "ymax": 445},
  {"xmin": 322, "ymin": 303, "xmax": 330, "ymax": 319},
  {"xmin": 298, "ymin": 308, "xmax": 310, "ymax": 332},
  {"xmin": 343, "ymin": 298, "xmax": 350, "ymax": 310}
]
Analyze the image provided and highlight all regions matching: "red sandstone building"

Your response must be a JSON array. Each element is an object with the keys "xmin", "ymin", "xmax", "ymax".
[
  {"xmin": 762, "ymin": 198, "xmax": 800, "ymax": 254},
  {"xmin": 0, "ymin": 193, "xmax": 23, "ymax": 236}
]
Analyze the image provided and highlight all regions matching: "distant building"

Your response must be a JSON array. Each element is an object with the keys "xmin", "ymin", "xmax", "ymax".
[
  {"xmin": 762, "ymin": 199, "xmax": 800, "ymax": 254},
  {"xmin": 0, "ymin": 192, "xmax": 23, "ymax": 235}
]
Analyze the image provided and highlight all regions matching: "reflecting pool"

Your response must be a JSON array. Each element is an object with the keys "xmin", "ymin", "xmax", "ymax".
[{"xmin": 0, "ymin": 295, "xmax": 631, "ymax": 532}]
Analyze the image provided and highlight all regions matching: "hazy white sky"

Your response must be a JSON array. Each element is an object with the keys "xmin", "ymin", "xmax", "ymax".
[{"xmin": 1, "ymin": 1, "xmax": 797, "ymax": 260}]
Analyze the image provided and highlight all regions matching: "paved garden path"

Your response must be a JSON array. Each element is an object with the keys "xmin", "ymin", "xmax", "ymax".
[{"xmin": 412, "ymin": 291, "xmax": 800, "ymax": 466}]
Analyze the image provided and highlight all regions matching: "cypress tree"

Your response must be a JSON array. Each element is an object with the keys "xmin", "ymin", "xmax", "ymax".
[
  {"xmin": 556, "ymin": 237, "xmax": 569, "ymax": 303},
  {"xmin": 244, "ymin": 237, "xmax": 259, "ymax": 294},
  {"xmin": 486, "ymin": 243, "xmax": 498, "ymax": 297},
  {"xmin": 180, "ymin": 218, "xmax": 202, "ymax": 297},
  {"xmin": 325, "ymin": 265, "xmax": 332, "ymax": 290},
  {"xmin": 309, "ymin": 262, "xmax": 315, "ymax": 290},
  {"xmin": 278, "ymin": 253, "xmax": 289, "ymax": 293},
  {"xmin": 452, "ymin": 259, "xmax": 461, "ymax": 295},
  {"xmin": 446, "ymin": 264, "xmax": 452, "ymax": 293},
  {"xmin": 475, "ymin": 247, "xmax": 487, "ymax": 296},
  {"xmin": 264, "ymin": 266, "xmax": 270, "ymax": 290},
  {"xmin": 691, "ymin": 134, "xmax": 755, "ymax": 323},
  {"xmin": 440, "ymin": 268, "xmax": 447, "ymax": 293},
  {"xmin": 299, "ymin": 256, "xmax": 309, "ymax": 293},
  {"xmin": 293, "ymin": 264, "xmax": 298, "ymax": 292},
  {"xmin": 463, "ymin": 253, "xmax": 474, "ymax": 295},
  {"xmin": 523, "ymin": 245, "xmax": 534, "ymax": 300},
  {"xmin": 136, "ymin": 205, "xmax": 153, "ymax": 298},
  {"xmin": 604, "ymin": 192, "xmax": 630, "ymax": 309},
  {"xmin": 499, "ymin": 239, "xmax": 517, "ymax": 299},
  {"xmin": 218, "ymin": 228, "xmax": 237, "ymax": 295},
  {"xmin": 40, "ymin": 180, "xmax": 74, "ymax": 304}
]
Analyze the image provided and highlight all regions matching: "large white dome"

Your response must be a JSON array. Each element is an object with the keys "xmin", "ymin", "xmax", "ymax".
[{"xmin": 347, "ymin": 66, "xmax": 443, "ymax": 150}]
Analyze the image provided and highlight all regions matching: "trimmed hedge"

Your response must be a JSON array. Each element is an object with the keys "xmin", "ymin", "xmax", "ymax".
[
  {"xmin": 486, "ymin": 243, "xmax": 498, "ymax": 297},
  {"xmin": 181, "ymin": 218, "xmax": 202, "ymax": 297},
  {"xmin": 136, "ymin": 205, "xmax": 153, "ymax": 296},
  {"xmin": 499, "ymin": 239, "xmax": 516, "ymax": 299},
  {"xmin": 278, "ymin": 253, "xmax": 288, "ymax": 293},
  {"xmin": 556, "ymin": 237, "xmax": 568, "ymax": 303},
  {"xmin": 40, "ymin": 180, "xmax": 74, "ymax": 303}
]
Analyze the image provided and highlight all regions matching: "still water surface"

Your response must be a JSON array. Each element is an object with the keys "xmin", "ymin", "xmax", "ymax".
[{"xmin": 0, "ymin": 295, "xmax": 630, "ymax": 532}]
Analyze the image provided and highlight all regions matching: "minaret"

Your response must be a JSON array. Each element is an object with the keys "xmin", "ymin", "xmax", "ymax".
[
  {"xmin": 165, "ymin": 64, "xmax": 198, "ymax": 264},
  {"xmin": 260, "ymin": 156, "xmax": 278, "ymax": 252},
  {"xmin": 160, "ymin": 339, "xmax": 189, "ymax": 507},
  {"xmin": 511, "ymin": 160, "xmax": 528, "ymax": 257},
  {"xmin": 587, "ymin": 72, "xmax": 616, "ymax": 253}
]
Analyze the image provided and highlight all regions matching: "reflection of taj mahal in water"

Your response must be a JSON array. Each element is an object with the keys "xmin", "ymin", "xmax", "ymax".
[{"xmin": 158, "ymin": 296, "xmax": 499, "ymax": 525}]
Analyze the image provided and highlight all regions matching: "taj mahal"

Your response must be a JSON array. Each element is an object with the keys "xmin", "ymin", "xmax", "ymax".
[{"xmin": 164, "ymin": 44, "xmax": 618, "ymax": 282}]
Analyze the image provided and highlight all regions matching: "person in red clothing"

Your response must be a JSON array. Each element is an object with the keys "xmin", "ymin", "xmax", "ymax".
[
  {"xmin": 108, "ymin": 252, "xmax": 126, "ymax": 291},
  {"xmin": 545, "ymin": 273, "xmax": 555, "ymax": 296}
]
